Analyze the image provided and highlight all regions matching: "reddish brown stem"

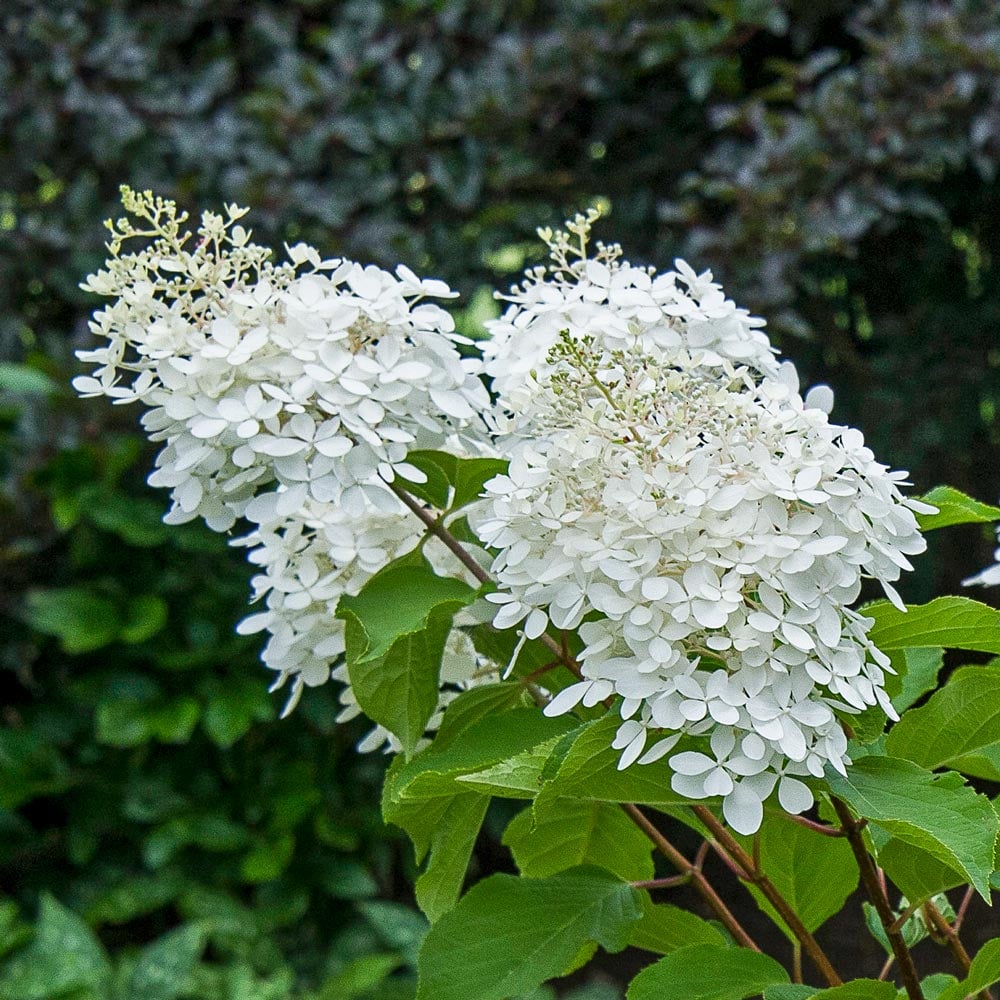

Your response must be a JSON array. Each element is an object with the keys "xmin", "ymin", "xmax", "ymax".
[
  {"xmin": 622, "ymin": 804, "xmax": 762, "ymax": 953},
  {"xmin": 631, "ymin": 874, "xmax": 690, "ymax": 891},
  {"xmin": 924, "ymin": 899, "xmax": 992, "ymax": 1000},
  {"xmin": 788, "ymin": 813, "xmax": 849, "ymax": 838},
  {"xmin": 692, "ymin": 805, "xmax": 842, "ymax": 987},
  {"xmin": 831, "ymin": 797, "xmax": 923, "ymax": 1000},
  {"xmin": 391, "ymin": 484, "xmax": 579, "ymax": 672}
]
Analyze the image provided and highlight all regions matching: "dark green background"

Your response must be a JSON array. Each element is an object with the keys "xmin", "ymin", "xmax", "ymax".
[{"xmin": 2, "ymin": 1, "xmax": 999, "ymax": 996}]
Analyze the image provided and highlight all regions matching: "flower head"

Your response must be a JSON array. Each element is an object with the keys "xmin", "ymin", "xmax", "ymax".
[{"xmin": 473, "ymin": 236, "xmax": 927, "ymax": 834}]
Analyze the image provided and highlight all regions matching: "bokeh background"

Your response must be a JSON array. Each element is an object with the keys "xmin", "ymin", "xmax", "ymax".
[{"xmin": 2, "ymin": 2, "xmax": 1000, "ymax": 997}]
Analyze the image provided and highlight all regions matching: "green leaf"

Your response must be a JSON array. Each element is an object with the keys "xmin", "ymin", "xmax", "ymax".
[
  {"xmin": 535, "ymin": 714, "xmax": 697, "ymax": 812},
  {"xmin": 825, "ymin": 756, "xmax": 998, "ymax": 900},
  {"xmin": 433, "ymin": 683, "xmax": 530, "ymax": 750},
  {"xmin": 0, "ymin": 361, "xmax": 58, "ymax": 395},
  {"xmin": 389, "ymin": 709, "xmax": 578, "ymax": 804},
  {"xmin": 118, "ymin": 924, "xmax": 205, "ymax": 1000},
  {"xmin": 915, "ymin": 486, "xmax": 1000, "ymax": 531},
  {"xmin": 24, "ymin": 586, "xmax": 121, "ymax": 653},
  {"xmin": 885, "ymin": 648, "xmax": 944, "ymax": 714},
  {"xmin": 866, "ymin": 598, "xmax": 1000, "ymax": 655},
  {"xmin": 338, "ymin": 560, "xmax": 476, "ymax": 665},
  {"xmin": 0, "ymin": 893, "xmax": 111, "ymax": 1000},
  {"xmin": 919, "ymin": 974, "xmax": 959, "ymax": 1000},
  {"xmin": 415, "ymin": 793, "xmax": 489, "ymax": 922},
  {"xmin": 400, "ymin": 451, "xmax": 508, "ymax": 511},
  {"xmin": 399, "ymin": 450, "xmax": 455, "ymax": 508},
  {"xmin": 348, "ymin": 610, "xmax": 455, "ymax": 756},
  {"xmin": 338, "ymin": 558, "xmax": 476, "ymax": 754},
  {"xmin": 457, "ymin": 734, "xmax": 567, "ymax": 798},
  {"xmin": 503, "ymin": 799, "xmax": 654, "ymax": 881},
  {"xmin": 626, "ymin": 944, "xmax": 788, "ymax": 1000},
  {"xmin": 627, "ymin": 896, "xmax": 727, "ymax": 954},
  {"xmin": 742, "ymin": 813, "xmax": 858, "ymax": 938},
  {"xmin": 938, "ymin": 939, "xmax": 1000, "ymax": 1000},
  {"xmin": 887, "ymin": 663, "xmax": 1000, "ymax": 780},
  {"xmin": 765, "ymin": 983, "xmax": 896, "ymax": 1000},
  {"xmin": 416, "ymin": 867, "xmax": 641, "ymax": 1000},
  {"xmin": 876, "ymin": 839, "xmax": 967, "ymax": 903},
  {"xmin": 96, "ymin": 697, "xmax": 200, "ymax": 748},
  {"xmin": 452, "ymin": 457, "xmax": 508, "ymax": 509}
]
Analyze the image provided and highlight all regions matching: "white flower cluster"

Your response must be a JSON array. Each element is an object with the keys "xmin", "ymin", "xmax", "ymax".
[
  {"xmin": 471, "ymin": 215, "xmax": 930, "ymax": 834},
  {"xmin": 74, "ymin": 189, "xmax": 494, "ymax": 737},
  {"xmin": 482, "ymin": 207, "xmax": 782, "ymax": 431},
  {"xmin": 75, "ymin": 189, "xmax": 488, "ymax": 532},
  {"xmin": 76, "ymin": 195, "xmax": 932, "ymax": 831}
]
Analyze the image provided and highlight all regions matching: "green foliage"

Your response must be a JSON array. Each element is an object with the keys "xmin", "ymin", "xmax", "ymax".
[
  {"xmin": 765, "ymin": 983, "xmax": 897, "ymax": 1000},
  {"xmin": 740, "ymin": 814, "xmax": 858, "ymax": 939},
  {"xmin": 916, "ymin": 487, "xmax": 1000, "ymax": 531},
  {"xmin": 885, "ymin": 647, "xmax": 945, "ymax": 714},
  {"xmin": 416, "ymin": 867, "xmax": 641, "ymax": 1000},
  {"xmin": 937, "ymin": 939, "xmax": 1000, "ymax": 1000},
  {"xmin": 626, "ymin": 898, "xmax": 727, "ymax": 955},
  {"xmin": 626, "ymin": 944, "xmax": 788, "ymax": 1000},
  {"xmin": 825, "ymin": 756, "xmax": 999, "ymax": 899},
  {"xmin": 887, "ymin": 662, "xmax": 1000, "ymax": 780},
  {"xmin": 339, "ymin": 557, "xmax": 476, "ymax": 755},
  {"xmin": 867, "ymin": 598, "xmax": 1000, "ymax": 654},
  {"xmin": 9, "ymin": 1, "xmax": 1000, "ymax": 994},
  {"xmin": 503, "ymin": 799, "xmax": 655, "ymax": 882},
  {"xmin": 533, "ymin": 714, "xmax": 697, "ymax": 811},
  {"xmin": 0, "ymin": 894, "xmax": 112, "ymax": 1000}
]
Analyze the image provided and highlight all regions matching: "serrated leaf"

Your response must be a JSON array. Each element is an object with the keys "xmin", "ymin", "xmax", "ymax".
[
  {"xmin": 825, "ymin": 756, "xmax": 998, "ymax": 900},
  {"xmin": 876, "ymin": 839, "xmax": 967, "ymax": 903},
  {"xmin": 347, "ymin": 607, "xmax": 455, "ymax": 756},
  {"xmin": 626, "ymin": 943, "xmax": 788, "ymax": 1000},
  {"xmin": 885, "ymin": 648, "xmax": 944, "ymax": 713},
  {"xmin": 119, "ymin": 924, "xmax": 205, "ymax": 1000},
  {"xmin": 535, "ymin": 714, "xmax": 697, "ymax": 812},
  {"xmin": 916, "ymin": 486, "xmax": 1000, "ymax": 531},
  {"xmin": 887, "ymin": 663, "xmax": 1000, "ymax": 780},
  {"xmin": 338, "ymin": 560, "xmax": 476, "ymax": 665},
  {"xmin": 433, "ymin": 683, "xmax": 530, "ymax": 751},
  {"xmin": 415, "ymin": 793, "xmax": 489, "ymax": 922},
  {"xmin": 627, "ymin": 896, "xmax": 727, "ymax": 954},
  {"xmin": 416, "ymin": 867, "xmax": 642, "ymax": 1000},
  {"xmin": 389, "ymin": 708, "xmax": 577, "ymax": 804},
  {"xmin": 765, "ymin": 983, "xmax": 896, "ymax": 1000},
  {"xmin": 742, "ymin": 813, "xmax": 858, "ymax": 938},
  {"xmin": 937, "ymin": 939, "xmax": 1000, "ymax": 1000},
  {"xmin": 503, "ymin": 799, "xmax": 654, "ymax": 881},
  {"xmin": 338, "ymin": 558, "xmax": 476, "ymax": 754},
  {"xmin": 866, "ymin": 598, "xmax": 1000, "ymax": 655},
  {"xmin": 0, "ymin": 893, "xmax": 111, "ymax": 1000},
  {"xmin": 457, "ymin": 734, "xmax": 566, "ymax": 798}
]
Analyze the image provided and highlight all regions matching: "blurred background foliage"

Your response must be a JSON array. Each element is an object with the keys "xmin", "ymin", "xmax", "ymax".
[{"xmin": 2, "ymin": 0, "xmax": 999, "ymax": 996}]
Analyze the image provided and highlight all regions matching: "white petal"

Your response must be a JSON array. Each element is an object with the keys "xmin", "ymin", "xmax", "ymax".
[{"xmin": 723, "ymin": 782, "xmax": 764, "ymax": 835}]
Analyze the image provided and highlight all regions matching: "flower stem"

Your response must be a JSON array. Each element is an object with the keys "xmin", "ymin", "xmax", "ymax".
[
  {"xmin": 831, "ymin": 796, "xmax": 924, "ymax": 1000},
  {"xmin": 691, "ymin": 805, "xmax": 843, "ymax": 987},
  {"xmin": 622, "ymin": 804, "xmax": 762, "ymax": 953},
  {"xmin": 923, "ymin": 899, "xmax": 993, "ymax": 1000},
  {"xmin": 390, "ymin": 483, "xmax": 579, "ymax": 672}
]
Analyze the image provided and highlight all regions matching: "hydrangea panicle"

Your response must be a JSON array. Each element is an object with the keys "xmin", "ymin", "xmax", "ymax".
[
  {"xmin": 471, "ymin": 219, "xmax": 930, "ymax": 834},
  {"xmin": 75, "ymin": 189, "xmax": 495, "ymax": 737}
]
